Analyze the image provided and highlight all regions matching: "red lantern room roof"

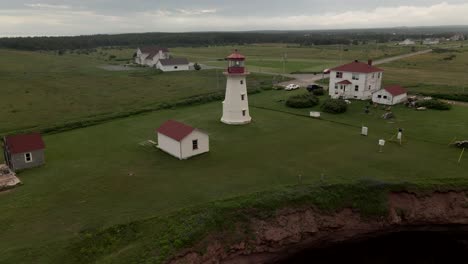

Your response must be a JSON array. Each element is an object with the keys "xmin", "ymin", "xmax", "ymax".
[{"xmin": 226, "ymin": 50, "xmax": 245, "ymax": 60}]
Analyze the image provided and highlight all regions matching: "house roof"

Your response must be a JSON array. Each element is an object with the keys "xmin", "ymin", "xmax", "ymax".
[
  {"xmin": 158, "ymin": 58, "xmax": 189, "ymax": 66},
  {"xmin": 384, "ymin": 85, "xmax": 407, "ymax": 96},
  {"xmin": 337, "ymin": 80, "xmax": 352, "ymax": 85},
  {"xmin": 4, "ymin": 133, "xmax": 45, "ymax": 155},
  {"xmin": 139, "ymin": 46, "xmax": 169, "ymax": 59},
  {"xmin": 331, "ymin": 61, "xmax": 383, "ymax": 74},
  {"xmin": 157, "ymin": 120, "xmax": 196, "ymax": 142},
  {"xmin": 226, "ymin": 50, "xmax": 246, "ymax": 60}
]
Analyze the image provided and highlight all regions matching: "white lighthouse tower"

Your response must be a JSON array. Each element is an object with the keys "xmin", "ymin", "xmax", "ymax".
[{"xmin": 221, "ymin": 50, "xmax": 252, "ymax": 125}]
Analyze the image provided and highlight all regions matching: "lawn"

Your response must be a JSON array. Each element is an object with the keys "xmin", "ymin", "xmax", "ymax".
[
  {"xmin": 0, "ymin": 89, "xmax": 467, "ymax": 263},
  {"xmin": 0, "ymin": 49, "xmax": 274, "ymax": 135}
]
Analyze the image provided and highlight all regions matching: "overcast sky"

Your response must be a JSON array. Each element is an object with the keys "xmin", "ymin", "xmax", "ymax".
[{"xmin": 1, "ymin": 1, "xmax": 468, "ymax": 37}]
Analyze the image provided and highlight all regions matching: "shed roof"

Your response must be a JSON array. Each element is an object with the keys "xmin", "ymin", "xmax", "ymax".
[
  {"xmin": 331, "ymin": 61, "xmax": 383, "ymax": 74},
  {"xmin": 4, "ymin": 133, "xmax": 45, "ymax": 154},
  {"xmin": 337, "ymin": 80, "xmax": 352, "ymax": 85},
  {"xmin": 158, "ymin": 58, "xmax": 189, "ymax": 66},
  {"xmin": 384, "ymin": 85, "xmax": 407, "ymax": 96},
  {"xmin": 157, "ymin": 120, "xmax": 196, "ymax": 142}
]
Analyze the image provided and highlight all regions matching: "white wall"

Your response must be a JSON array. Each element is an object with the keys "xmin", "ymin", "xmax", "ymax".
[
  {"xmin": 372, "ymin": 90, "xmax": 407, "ymax": 105},
  {"xmin": 329, "ymin": 71, "xmax": 383, "ymax": 100},
  {"xmin": 157, "ymin": 133, "xmax": 182, "ymax": 159},
  {"xmin": 180, "ymin": 130, "xmax": 209, "ymax": 159},
  {"xmin": 157, "ymin": 62, "xmax": 190, "ymax": 72},
  {"xmin": 222, "ymin": 74, "xmax": 251, "ymax": 124}
]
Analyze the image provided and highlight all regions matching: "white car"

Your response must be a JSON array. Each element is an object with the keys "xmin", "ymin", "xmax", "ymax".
[{"xmin": 285, "ymin": 84, "xmax": 300, "ymax": 91}]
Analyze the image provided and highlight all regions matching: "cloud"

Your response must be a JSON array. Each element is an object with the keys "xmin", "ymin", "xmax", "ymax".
[
  {"xmin": 24, "ymin": 3, "xmax": 71, "ymax": 9},
  {"xmin": 1, "ymin": 2, "xmax": 468, "ymax": 36}
]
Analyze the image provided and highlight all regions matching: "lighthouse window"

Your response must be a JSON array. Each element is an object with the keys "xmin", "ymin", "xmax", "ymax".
[
  {"xmin": 241, "ymin": 94, "xmax": 245, "ymax": 101},
  {"xmin": 242, "ymin": 110, "xmax": 246, "ymax": 116},
  {"xmin": 240, "ymin": 80, "xmax": 244, "ymax": 85}
]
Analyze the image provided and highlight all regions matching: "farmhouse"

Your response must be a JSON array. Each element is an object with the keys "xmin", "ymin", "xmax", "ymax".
[
  {"xmin": 156, "ymin": 58, "xmax": 190, "ymax": 72},
  {"xmin": 399, "ymin": 39, "xmax": 416, "ymax": 45},
  {"xmin": 156, "ymin": 120, "xmax": 209, "ymax": 160},
  {"xmin": 329, "ymin": 60, "xmax": 384, "ymax": 100},
  {"xmin": 372, "ymin": 85, "xmax": 408, "ymax": 106},
  {"xmin": 135, "ymin": 46, "xmax": 170, "ymax": 67},
  {"xmin": 3, "ymin": 133, "xmax": 45, "ymax": 171},
  {"xmin": 423, "ymin": 38, "xmax": 440, "ymax": 45}
]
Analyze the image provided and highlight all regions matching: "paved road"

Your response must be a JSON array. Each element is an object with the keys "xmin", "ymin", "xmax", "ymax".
[{"xmin": 275, "ymin": 49, "xmax": 433, "ymax": 87}]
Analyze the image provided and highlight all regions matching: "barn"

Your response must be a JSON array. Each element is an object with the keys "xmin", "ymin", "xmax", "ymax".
[
  {"xmin": 372, "ymin": 85, "xmax": 408, "ymax": 106},
  {"xmin": 156, "ymin": 58, "xmax": 190, "ymax": 72},
  {"xmin": 3, "ymin": 133, "xmax": 45, "ymax": 171},
  {"xmin": 156, "ymin": 120, "xmax": 209, "ymax": 160}
]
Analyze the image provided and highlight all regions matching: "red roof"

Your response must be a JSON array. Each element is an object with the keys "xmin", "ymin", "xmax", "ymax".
[
  {"xmin": 157, "ymin": 120, "xmax": 195, "ymax": 142},
  {"xmin": 337, "ymin": 80, "xmax": 352, "ymax": 85},
  {"xmin": 384, "ymin": 85, "xmax": 407, "ymax": 96},
  {"xmin": 226, "ymin": 50, "xmax": 246, "ymax": 60},
  {"xmin": 331, "ymin": 61, "xmax": 383, "ymax": 74},
  {"xmin": 4, "ymin": 133, "xmax": 45, "ymax": 155}
]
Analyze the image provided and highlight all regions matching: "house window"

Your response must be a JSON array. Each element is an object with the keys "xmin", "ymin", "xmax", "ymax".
[
  {"xmin": 378, "ymin": 95, "xmax": 382, "ymax": 98},
  {"xmin": 335, "ymin": 91, "xmax": 339, "ymax": 95},
  {"xmin": 241, "ymin": 94, "xmax": 245, "ymax": 101},
  {"xmin": 368, "ymin": 85, "xmax": 371, "ymax": 90},
  {"xmin": 352, "ymin": 73, "xmax": 360, "ymax": 80},
  {"xmin": 174, "ymin": 66, "xmax": 178, "ymax": 69},
  {"xmin": 240, "ymin": 80, "xmax": 244, "ymax": 85},
  {"xmin": 378, "ymin": 73, "xmax": 381, "ymax": 78},
  {"xmin": 354, "ymin": 96, "xmax": 358, "ymax": 99},
  {"xmin": 25, "ymin": 152, "xmax": 33, "ymax": 163},
  {"xmin": 383, "ymin": 96, "xmax": 388, "ymax": 99},
  {"xmin": 192, "ymin": 140, "xmax": 198, "ymax": 150},
  {"xmin": 355, "ymin": 85, "xmax": 359, "ymax": 91},
  {"xmin": 372, "ymin": 73, "xmax": 375, "ymax": 78},
  {"xmin": 334, "ymin": 84, "xmax": 339, "ymax": 89},
  {"xmin": 336, "ymin": 72, "xmax": 343, "ymax": 78},
  {"xmin": 242, "ymin": 110, "xmax": 246, "ymax": 116}
]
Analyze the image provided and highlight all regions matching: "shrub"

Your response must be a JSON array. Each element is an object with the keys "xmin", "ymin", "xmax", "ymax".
[
  {"xmin": 321, "ymin": 99, "xmax": 348, "ymax": 114},
  {"xmin": 193, "ymin": 63, "xmax": 201, "ymax": 71},
  {"xmin": 312, "ymin": 88, "xmax": 325, "ymax": 96},
  {"xmin": 286, "ymin": 94, "xmax": 319, "ymax": 108},
  {"xmin": 416, "ymin": 99, "xmax": 451, "ymax": 110}
]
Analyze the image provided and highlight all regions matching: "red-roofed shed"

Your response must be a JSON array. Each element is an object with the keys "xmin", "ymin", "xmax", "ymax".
[
  {"xmin": 3, "ymin": 133, "xmax": 45, "ymax": 171},
  {"xmin": 372, "ymin": 85, "xmax": 408, "ymax": 106},
  {"xmin": 156, "ymin": 120, "xmax": 209, "ymax": 160}
]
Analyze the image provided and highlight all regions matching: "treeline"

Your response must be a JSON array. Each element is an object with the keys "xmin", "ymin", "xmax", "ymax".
[{"xmin": 0, "ymin": 27, "xmax": 466, "ymax": 51}]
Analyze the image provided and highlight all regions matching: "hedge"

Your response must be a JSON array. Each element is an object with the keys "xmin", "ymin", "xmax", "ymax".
[
  {"xmin": 286, "ymin": 93, "xmax": 319, "ymax": 108},
  {"xmin": 415, "ymin": 99, "xmax": 452, "ymax": 110},
  {"xmin": 321, "ymin": 99, "xmax": 348, "ymax": 114}
]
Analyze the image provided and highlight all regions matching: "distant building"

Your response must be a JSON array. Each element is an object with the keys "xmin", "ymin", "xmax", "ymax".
[
  {"xmin": 156, "ymin": 120, "xmax": 209, "ymax": 160},
  {"xmin": 135, "ymin": 46, "xmax": 170, "ymax": 67},
  {"xmin": 399, "ymin": 39, "xmax": 416, "ymax": 45},
  {"xmin": 450, "ymin": 34, "xmax": 465, "ymax": 41},
  {"xmin": 423, "ymin": 38, "xmax": 440, "ymax": 45},
  {"xmin": 329, "ymin": 60, "xmax": 384, "ymax": 100},
  {"xmin": 372, "ymin": 85, "xmax": 408, "ymax": 106},
  {"xmin": 156, "ymin": 58, "xmax": 190, "ymax": 72},
  {"xmin": 3, "ymin": 133, "xmax": 45, "ymax": 171}
]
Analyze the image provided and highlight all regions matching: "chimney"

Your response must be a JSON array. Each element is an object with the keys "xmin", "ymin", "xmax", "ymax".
[{"xmin": 368, "ymin": 60, "xmax": 373, "ymax": 66}]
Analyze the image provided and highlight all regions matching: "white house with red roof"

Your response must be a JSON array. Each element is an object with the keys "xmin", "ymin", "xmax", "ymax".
[
  {"xmin": 156, "ymin": 120, "xmax": 209, "ymax": 160},
  {"xmin": 3, "ymin": 133, "xmax": 45, "ymax": 171},
  {"xmin": 135, "ymin": 46, "xmax": 171, "ymax": 67},
  {"xmin": 329, "ymin": 60, "xmax": 384, "ymax": 100},
  {"xmin": 372, "ymin": 85, "xmax": 408, "ymax": 106}
]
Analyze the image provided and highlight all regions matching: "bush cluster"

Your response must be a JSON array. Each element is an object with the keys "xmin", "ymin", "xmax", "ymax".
[
  {"xmin": 286, "ymin": 93, "xmax": 319, "ymax": 108},
  {"xmin": 423, "ymin": 93, "xmax": 468, "ymax": 103},
  {"xmin": 312, "ymin": 88, "xmax": 325, "ymax": 96},
  {"xmin": 321, "ymin": 99, "xmax": 348, "ymax": 114},
  {"xmin": 415, "ymin": 99, "xmax": 451, "ymax": 110}
]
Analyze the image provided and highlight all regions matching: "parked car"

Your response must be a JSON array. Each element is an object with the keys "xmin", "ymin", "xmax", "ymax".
[
  {"xmin": 285, "ymin": 84, "xmax": 300, "ymax": 91},
  {"xmin": 306, "ymin": 84, "xmax": 323, "ymax": 92}
]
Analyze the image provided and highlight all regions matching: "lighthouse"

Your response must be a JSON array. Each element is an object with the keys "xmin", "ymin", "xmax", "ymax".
[{"xmin": 221, "ymin": 50, "xmax": 252, "ymax": 125}]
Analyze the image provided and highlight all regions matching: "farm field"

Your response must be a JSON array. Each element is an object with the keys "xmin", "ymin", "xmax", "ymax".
[
  {"xmin": 1, "ymin": 89, "xmax": 467, "ymax": 263},
  {"xmin": 382, "ymin": 44, "xmax": 468, "ymax": 95},
  {"xmin": 0, "ymin": 49, "xmax": 273, "ymax": 135}
]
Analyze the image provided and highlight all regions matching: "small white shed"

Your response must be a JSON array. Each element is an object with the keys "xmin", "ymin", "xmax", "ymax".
[
  {"xmin": 156, "ymin": 120, "xmax": 209, "ymax": 160},
  {"xmin": 372, "ymin": 85, "xmax": 408, "ymax": 106},
  {"xmin": 156, "ymin": 58, "xmax": 190, "ymax": 72}
]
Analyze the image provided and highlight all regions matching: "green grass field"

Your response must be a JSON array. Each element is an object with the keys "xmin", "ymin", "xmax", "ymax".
[
  {"xmin": 0, "ymin": 49, "xmax": 274, "ymax": 134},
  {"xmin": 1, "ymin": 88, "xmax": 468, "ymax": 263},
  {"xmin": 1, "ymin": 44, "xmax": 468, "ymax": 263}
]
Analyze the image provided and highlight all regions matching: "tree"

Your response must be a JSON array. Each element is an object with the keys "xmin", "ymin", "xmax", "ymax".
[{"xmin": 194, "ymin": 63, "xmax": 202, "ymax": 71}]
